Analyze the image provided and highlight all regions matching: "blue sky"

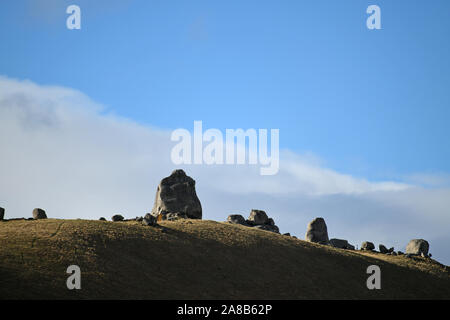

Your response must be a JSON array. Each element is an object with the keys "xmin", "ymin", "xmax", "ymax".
[{"xmin": 1, "ymin": 0, "xmax": 450, "ymax": 182}]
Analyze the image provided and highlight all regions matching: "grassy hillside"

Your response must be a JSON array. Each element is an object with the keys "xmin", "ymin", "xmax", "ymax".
[{"xmin": 0, "ymin": 218, "xmax": 449, "ymax": 299}]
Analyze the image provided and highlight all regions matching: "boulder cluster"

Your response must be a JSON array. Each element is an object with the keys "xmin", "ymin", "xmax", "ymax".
[
  {"xmin": 303, "ymin": 216, "xmax": 432, "ymax": 258},
  {"xmin": 227, "ymin": 210, "xmax": 280, "ymax": 233}
]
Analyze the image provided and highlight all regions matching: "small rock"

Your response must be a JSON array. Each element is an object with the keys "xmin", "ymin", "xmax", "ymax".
[
  {"xmin": 397, "ymin": 251, "xmax": 404, "ymax": 255},
  {"xmin": 388, "ymin": 247, "xmax": 394, "ymax": 253},
  {"xmin": 379, "ymin": 244, "xmax": 389, "ymax": 254},
  {"xmin": 142, "ymin": 213, "xmax": 157, "ymax": 226},
  {"xmin": 227, "ymin": 214, "xmax": 247, "ymax": 225},
  {"xmin": 166, "ymin": 212, "xmax": 187, "ymax": 221},
  {"xmin": 135, "ymin": 216, "xmax": 143, "ymax": 222},
  {"xmin": 99, "ymin": 217, "xmax": 106, "ymax": 221},
  {"xmin": 283, "ymin": 233, "xmax": 291, "ymax": 236},
  {"xmin": 361, "ymin": 241, "xmax": 375, "ymax": 251},
  {"xmin": 0, "ymin": 207, "xmax": 4, "ymax": 220},
  {"xmin": 112, "ymin": 214, "xmax": 124, "ymax": 222},
  {"xmin": 32, "ymin": 208, "xmax": 47, "ymax": 220}
]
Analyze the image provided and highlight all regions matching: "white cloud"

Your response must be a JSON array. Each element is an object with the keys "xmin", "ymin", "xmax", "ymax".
[
  {"xmin": 1, "ymin": 75, "xmax": 449, "ymax": 264},
  {"xmin": 405, "ymin": 172, "xmax": 450, "ymax": 188}
]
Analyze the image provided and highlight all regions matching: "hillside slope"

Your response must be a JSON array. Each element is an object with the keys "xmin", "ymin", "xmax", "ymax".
[{"xmin": 0, "ymin": 219, "xmax": 449, "ymax": 299}]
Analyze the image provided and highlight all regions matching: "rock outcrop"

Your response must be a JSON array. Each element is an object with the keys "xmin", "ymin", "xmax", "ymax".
[
  {"xmin": 0, "ymin": 207, "xmax": 4, "ymax": 220},
  {"xmin": 305, "ymin": 217, "xmax": 329, "ymax": 245},
  {"xmin": 32, "ymin": 208, "xmax": 47, "ymax": 220},
  {"xmin": 406, "ymin": 239, "xmax": 429, "ymax": 257},
  {"xmin": 247, "ymin": 210, "xmax": 269, "ymax": 225},
  {"xmin": 246, "ymin": 210, "xmax": 280, "ymax": 233},
  {"xmin": 226, "ymin": 210, "xmax": 280, "ymax": 233},
  {"xmin": 151, "ymin": 169, "xmax": 202, "ymax": 220}
]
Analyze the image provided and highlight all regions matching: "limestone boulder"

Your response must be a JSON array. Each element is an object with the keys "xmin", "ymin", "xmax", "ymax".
[
  {"xmin": 361, "ymin": 241, "xmax": 375, "ymax": 251},
  {"xmin": 151, "ymin": 169, "xmax": 202, "ymax": 220},
  {"xmin": 32, "ymin": 208, "xmax": 47, "ymax": 220},
  {"xmin": 143, "ymin": 213, "xmax": 157, "ymax": 226},
  {"xmin": 406, "ymin": 239, "xmax": 429, "ymax": 257},
  {"xmin": 379, "ymin": 244, "xmax": 389, "ymax": 254},
  {"xmin": 227, "ymin": 214, "xmax": 247, "ymax": 225},
  {"xmin": 112, "ymin": 214, "xmax": 124, "ymax": 222},
  {"xmin": 305, "ymin": 217, "xmax": 329, "ymax": 244},
  {"xmin": 247, "ymin": 210, "xmax": 269, "ymax": 225}
]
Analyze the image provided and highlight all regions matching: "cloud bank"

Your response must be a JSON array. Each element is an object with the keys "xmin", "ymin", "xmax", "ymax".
[{"xmin": 1, "ymin": 75, "xmax": 449, "ymax": 264}]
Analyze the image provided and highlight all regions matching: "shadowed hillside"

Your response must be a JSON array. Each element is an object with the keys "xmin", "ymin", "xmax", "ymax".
[{"xmin": 0, "ymin": 218, "xmax": 449, "ymax": 299}]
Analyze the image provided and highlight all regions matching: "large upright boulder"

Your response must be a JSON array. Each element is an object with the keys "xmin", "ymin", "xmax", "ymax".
[
  {"xmin": 0, "ymin": 207, "xmax": 4, "ymax": 220},
  {"xmin": 32, "ymin": 208, "xmax": 47, "ymax": 219},
  {"xmin": 406, "ymin": 239, "xmax": 429, "ymax": 256},
  {"xmin": 305, "ymin": 217, "xmax": 329, "ymax": 244},
  {"xmin": 151, "ymin": 169, "xmax": 202, "ymax": 220}
]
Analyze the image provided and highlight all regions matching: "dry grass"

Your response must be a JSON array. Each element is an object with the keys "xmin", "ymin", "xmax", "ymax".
[{"xmin": 0, "ymin": 218, "xmax": 449, "ymax": 299}]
